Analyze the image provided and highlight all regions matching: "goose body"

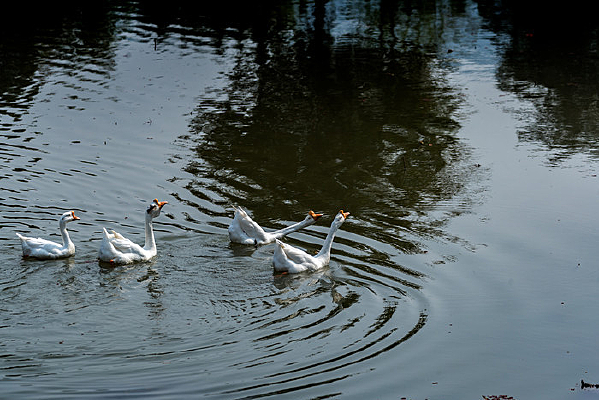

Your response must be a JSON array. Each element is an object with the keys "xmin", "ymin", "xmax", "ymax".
[
  {"xmin": 16, "ymin": 211, "xmax": 80, "ymax": 259},
  {"xmin": 228, "ymin": 206, "xmax": 323, "ymax": 246},
  {"xmin": 98, "ymin": 199, "xmax": 167, "ymax": 264},
  {"xmin": 273, "ymin": 210, "xmax": 349, "ymax": 274}
]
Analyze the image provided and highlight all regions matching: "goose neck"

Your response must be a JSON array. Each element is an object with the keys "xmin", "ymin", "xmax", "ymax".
[
  {"xmin": 272, "ymin": 218, "xmax": 312, "ymax": 239},
  {"xmin": 144, "ymin": 214, "xmax": 156, "ymax": 251},
  {"xmin": 59, "ymin": 220, "xmax": 72, "ymax": 247},
  {"xmin": 316, "ymin": 223, "xmax": 340, "ymax": 259}
]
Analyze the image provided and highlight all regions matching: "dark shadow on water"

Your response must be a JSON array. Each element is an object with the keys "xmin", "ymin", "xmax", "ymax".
[
  {"xmin": 477, "ymin": 0, "xmax": 599, "ymax": 163},
  {"xmin": 178, "ymin": 1, "xmax": 476, "ymax": 256},
  {"xmin": 0, "ymin": 2, "xmax": 118, "ymax": 123}
]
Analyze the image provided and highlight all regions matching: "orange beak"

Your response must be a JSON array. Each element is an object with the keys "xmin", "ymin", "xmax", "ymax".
[
  {"xmin": 339, "ymin": 210, "xmax": 350, "ymax": 219},
  {"xmin": 71, "ymin": 211, "xmax": 80, "ymax": 220},
  {"xmin": 153, "ymin": 199, "xmax": 168, "ymax": 208},
  {"xmin": 309, "ymin": 210, "xmax": 323, "ymax": 220}
]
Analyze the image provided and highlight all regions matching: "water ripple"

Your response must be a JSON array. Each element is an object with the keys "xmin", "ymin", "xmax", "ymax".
[{"xmin": 0, "ymin": 2, "xmax": 478, "ymax": 399}]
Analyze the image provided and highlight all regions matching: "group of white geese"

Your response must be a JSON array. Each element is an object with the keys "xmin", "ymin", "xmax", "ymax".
[{"xmin": 16, "ymin": 199, "xmax": 350, "ymax": 274}]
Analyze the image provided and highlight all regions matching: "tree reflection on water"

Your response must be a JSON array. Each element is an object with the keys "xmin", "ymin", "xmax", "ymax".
[
  {"xmin": 480, "ymin": 0, "xmax": 599, "ymax": 162},
  {"xmin": 183, "ymin": 1, "xmax": 473, "ymax": 251}
]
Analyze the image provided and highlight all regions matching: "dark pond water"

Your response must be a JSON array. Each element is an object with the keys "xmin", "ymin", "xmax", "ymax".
[{"xmin": 2, "ymin": 1, "xmax": 599, "ymax": 398}]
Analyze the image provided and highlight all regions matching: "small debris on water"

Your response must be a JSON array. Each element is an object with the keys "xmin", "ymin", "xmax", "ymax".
[{"xmin": 581, "ymin": 380, "xmax": 599, "ymax": 389}]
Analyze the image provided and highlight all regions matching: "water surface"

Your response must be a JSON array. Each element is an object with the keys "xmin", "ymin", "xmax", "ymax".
[{"xmin": 1, "ymin": 1, "xmax": 599, "ymax": 399}]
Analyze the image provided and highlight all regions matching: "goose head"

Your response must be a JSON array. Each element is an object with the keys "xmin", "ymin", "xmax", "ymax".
[
  {"xmin": 332, "ymin": 210, "xmax": 350, "ymax": 227},
  {"xmin": 60, "ymin": 211, "xmax": 80, "ymax": 224},
  {"xmin": 306, "ymin": 210, "xmax": 324, "ymax": 223},
  {"xmin": 147, "ymin": 199, "xmax": 168, "ymax": 219}
]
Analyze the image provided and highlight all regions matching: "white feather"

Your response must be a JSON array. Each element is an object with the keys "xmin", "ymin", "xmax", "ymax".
[
  {"xmin": 16, "ymin": 211, "xmax": 80, "ymax": 260},
  {"xmin": 273, "ymin": 210, "xmax": 349, "ymax": 273},
  {"xmin": 98, "ymin": 199, "xmax": 168, "ymax": 265},
  {"xmin": 228, "ymin": 206, "xmax": 322, "ymax": 246}
]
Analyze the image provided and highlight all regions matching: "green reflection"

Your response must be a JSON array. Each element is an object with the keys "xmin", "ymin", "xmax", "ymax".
[
  {"xmin": 184, "ymin": 1, "xmax": 470, "ymax": 255},
  {"xmin": 481, "ymin": 0, "xmax": 599, "ymax": 162}
]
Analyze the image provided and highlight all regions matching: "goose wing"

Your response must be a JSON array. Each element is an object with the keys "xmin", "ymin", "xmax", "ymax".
[
  {"xmin": 100, "ymin": 228, "xmax": 143, "ymax": 258},
  {"xmin": 17, "ymin": 233, "xmax": 67, "ymax": 258},
  {"xmin": 274, "ymin": 239, "xmax": 316, "ymax": 266},
  {"xmin": 229, "ymin": 206, "xmax": 267, "ymax": 243},
  {"xmin": 237, "ymin": 208, "xmax": 265, "ymax": 235}
]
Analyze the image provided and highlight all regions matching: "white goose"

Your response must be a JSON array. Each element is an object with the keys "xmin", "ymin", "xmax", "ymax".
[
  {"xmin": 273, "ymin": 210, "xmax": 350, "ymax": 274},
  {"xmin": 16, "ymin": 211, "xmax": 80, "ymax": 259},
  {"xmin": 98, "ymin": 199, "xmax": 168, "ymax": 264},
  {"xmin": 228, "ymin": 206, "xmax": 323, "ymax": 246}
]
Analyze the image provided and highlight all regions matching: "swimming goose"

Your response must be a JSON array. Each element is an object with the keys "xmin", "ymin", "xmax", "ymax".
[
  {"xmin": 228, "ymin": 206, "xmax": 323, "ymax": 246},
  {"xmin": 273, "ymin": 210, "xmax": 349, "ymax": 273},
  {"xmin": 16, "ymin": 211, "xmax": 80, "ymax": 259},
  {"xmin": 98, "ymin": 199, "xmax": 167, "ymax": 264}
]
